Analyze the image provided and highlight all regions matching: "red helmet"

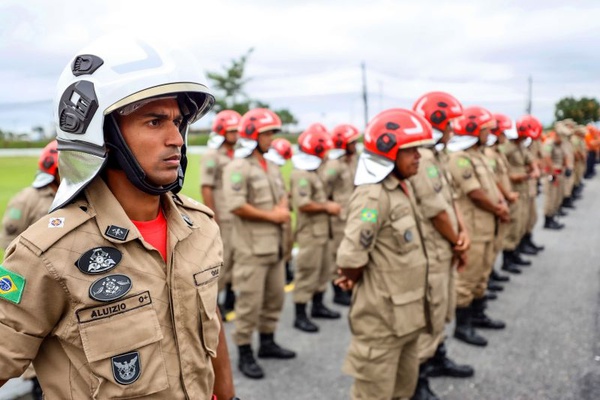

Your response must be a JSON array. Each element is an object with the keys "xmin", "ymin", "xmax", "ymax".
[
  {"xmin": 306, "ymin": 123, "xmax": 329, "ymax": 135},
  {"xmin": 298, "ymin": 125, "xmax": 333, "ymax": 159},
  {"xmin": 364, "ymin": 108, "xmax": 433, "ymax": 162},
  {"xmin": 452, "ymin": 106, "xmax": 496, "ymax": 137},
  {"xmin": 211, "ymin": 110, "xmax": 241, "ymax": 136},
  {"xmin": 491, "ymin": 113, "xmax": 513, "ymax": 136},
  {"xmin": 517, "ymin": 115, "xmax": 543, "ymax": 140},
  {"xmin": 412, "ymin": 91, "xmax": 463, "ymax": 132},
  {"xmin": 33, "ymin": 140, "xmax": 59, "ymax": 188},
  {"xmin": 271, "ymin": 138, "xmax": 293, "ymax": 160},
  {"xmin": 331, "ymin": 124, "xmax": 361, "ymax": 149},
  {"xmin": 238, "ymin": 108, "xmax": 282, "ymax": 141}
]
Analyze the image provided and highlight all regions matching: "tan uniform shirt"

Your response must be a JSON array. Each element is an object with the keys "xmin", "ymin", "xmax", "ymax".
[
  {"xmin": 500, "ymin": 140, "xmax": 532, "ymax": 193},
  {"xmin": 409, "ymin": 148, "xmax": 457, "ymax": 264},
  {"xmin": 447, "ymin": 147, "xmax": 499, "ymax": 242},
  {"xmin": 200, "ymin": 146, "xmax": 234, "ymax": 222},
  {"xmin": 291, "ymin": 168, "xmax": 330, "ymax": 245},
  {"xmin": 1, "ymin": 185, "xmax": 55, "ymax": 249},
  {"xmin": 321, "ymin": 155, "xmax": 356, "ymax": 242},
  {"xmin": 543, "ymin": 139, "xmax": 565, "ymax": 171},
  {"xmin": 223, "ymin": 156, "xmax": 285, "ymax": 265},
  {"xmin": 337, "ymin": 174, "xmax": 429, "ymax": 345},
  {"xmin": 561, "ymin": 138, "xmax": 575, "ymax": 169},
  {"xmin": 0, "ymin": 178, "xmax": 221, "ymax": 399},
  {"xmin": 484, "ymin": 147, "xmax": 512, "ymax": 192}
]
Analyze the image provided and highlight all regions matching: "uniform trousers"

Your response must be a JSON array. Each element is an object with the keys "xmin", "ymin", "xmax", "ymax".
[
  {"xmin": 217, "ymin": 221, "xmax": 234, "ymax": 291},
  {"xmin": 293, "ymin": 239, "xmax": 331, "ymax": 303},
  {"xmin": 232, "ymin": 260, "xmax": 285, "ymax": 345},
  {"xmin": 456, "ymin": 240, "xmax": 495, "ymax": 307}
]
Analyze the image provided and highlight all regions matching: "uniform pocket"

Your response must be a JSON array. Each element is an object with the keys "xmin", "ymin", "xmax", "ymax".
[
  {"xmin": 342, "ymin": 339, "xmax": 391, "ymax": 381},
  {"xmin": 390, "ymin": 287, "xmax": 426, "ymax": 337},
  {"xmin": 195, "ymin": 264, "xmax": 221, "ymax": 357},
  {"xmin": 250, "ymin": 224, "xmax": 279, "ymax": 256},
  {"xmin": 78, "ymin": 297, "xmax": 169, "ymax": 398},
  {"xmin": 390, "ymin": 208, "xmax": 420, "ymax": 254}
]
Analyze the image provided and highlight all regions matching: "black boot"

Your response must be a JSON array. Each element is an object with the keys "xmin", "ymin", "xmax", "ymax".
[
  {"xmin": 557, "ymin": 207, "xmax": 568, "ymax": 217},
  {"xmin": 411, "ymin": 364, "xmax": 440, "ymax": 400},
  {"xmin": 223, "ymin": 283, "xmax": 236, "ymax": 312},
  {"xmin": 544, "ymin": 215, "xmax": 564, "ymax": 230},
  {"xmin": 524, "ymin": 232, "xmax": 544, "ymax": 251},
  {"xmin": 518, "ymin": 236, "xmax": 538, "ymax": 255},
  {"xmin": 238, "ymin": 344, "xmax": 264, "ymax": 379},
  {"xmin": 425, "ymin": 341, "xmax": 474, "ymax": 378},
  {"xmin": 485, "ymin": 291, "xmax": 498, "ymax": 301},
  {"xmin": 453, "ymin": 306, "xmax": 487, "ymax": 347},
  {"xmin": 258, "ymin": 333, "xmax": 296, "ymax": 359},
  {"xmin": 285, "ymin": 261, "xmax": 294, "ymax": 285},
  {"xmin": 332, "ymin": 282, "xmax": 351, "ymax": 306},
  {"xmin": 501, "ymin": 251, "xmax": 522, "ymax": 274},
  {"xmin": 294, "ymin": 303, "xmax": 319, "ymax": 333},
  {"xmin": 490, "ymin": 269, "xmax": 510, "ymax": 282},
  {"xmin": 487, "ymin": 281, "xmax": 504, "ymax": 292},
  {"xmin": 511, "ymin": 250, "xmax": 531, "ymax": 266},
  {"xmin": 562, "ymin": 196, "xmax": 575, "ymax": 209},
  {"xmin": 471, "ymin": 297, "xmax": 506, "ymax": 329},
  {"xmin": 31, "ymin": 377, "xmax": 43, "ymax": 400},
  {"xmin": 311, "ymin": 292, "xmax": 341, "ymax": 319}
]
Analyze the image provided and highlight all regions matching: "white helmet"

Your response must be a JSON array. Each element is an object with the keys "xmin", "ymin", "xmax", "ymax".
[{"xmin": 51, "ymin": 34, "xmax": 214, "ymax": 211}]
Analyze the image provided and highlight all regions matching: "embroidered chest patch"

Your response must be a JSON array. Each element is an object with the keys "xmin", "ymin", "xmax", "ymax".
[
  {"xmin": 75, "ymin": 247, "xmax": 122, "ymax": 275},
  {"xmin": 89, "ymin": 274, "xmax": 132, "ymax": 302},
  {"xmin": 112, "ymin": 351, "xmax": 141, "ymax": 385}
]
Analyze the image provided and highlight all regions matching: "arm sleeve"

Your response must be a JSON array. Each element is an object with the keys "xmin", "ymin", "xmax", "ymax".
[
  {"xmin": 291, "ymin": 171, "xmax": 314, "ymax": 209},
  {"xmin": 223, "ymin": 162, "xmax": 250, "ymax": 212},
  {"xmin": 447, "ymin": 155, "xmax": 481, "ymax": 195},
  {"xmin": 200, "ymin": 152, "xmax": 218, "ymax": 187},
  {"xmin": 1, "ymin": 191, "xmax": 32, "ymax": 249},
  {"xmin": 336, "ymin": 185, "xmax": 385, "ymax": 268},
  {"xmin": 0, "ymin": 241, "xmax": 68, "ymax": 380},
  {"xmin": 409, "ymin": 160, "xmax": 447, "ymax": 220}
]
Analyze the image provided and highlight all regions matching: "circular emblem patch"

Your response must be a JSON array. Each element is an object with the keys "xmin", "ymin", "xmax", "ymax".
[
  {"xmin": 404, "ymin": 230, "xmax": 413, "ymax": 242},
  {"xmin": 89, "ymin": 274, "xmax": 132, "ymax": 302},
  {"xmin": 76, "ymin": 247, "xmax": 122, "ymax": 275}
]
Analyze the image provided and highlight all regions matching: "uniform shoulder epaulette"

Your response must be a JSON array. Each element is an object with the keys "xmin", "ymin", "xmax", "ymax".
[
  {"xmin": 364, "ymin": 183, "xmax": 383, "ymax": 200},
  {"xmin": 173, "ymin": 194, "xmax": 215, "ymax": 218},
  {"xmin": 19, "ymin": 201, "xmax": 93, "ymax": 256}
]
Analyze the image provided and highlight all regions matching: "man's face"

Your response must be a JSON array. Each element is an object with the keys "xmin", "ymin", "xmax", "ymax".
[
  {"xmin": 346, "ymin": 141, "xmax": 357, "ymax": 155},
  {"xmin": 257, "ymin": 130, "xmax": 275, "ymax": 153},
  {"xmin": 479, "ymin": 127, "xmax": 490, "ymax": 146},
  {"xmin": 395, "ymin": 147, "xmax": 421, "ymax": 178},
  {"xmin": 225, "ymin": 130, "xmax": 238, "ymax": 146},
  {"xmin": 117, "ymin": 98, "xmax": 184, "ymax": 186}
]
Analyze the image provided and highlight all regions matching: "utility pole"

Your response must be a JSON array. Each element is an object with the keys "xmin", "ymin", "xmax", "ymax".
[
  {"xmin": 526, "ymin": 75, "xmax": 532, "ymax": 114},
  {"xmin": 361, "ymin": 62, "xmax": 369, "ymax": 129}
]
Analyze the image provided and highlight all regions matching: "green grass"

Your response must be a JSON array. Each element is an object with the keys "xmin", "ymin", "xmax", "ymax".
[{"xmin": 0, "ymin": 154, "xmax": 294, "ymax": 260}]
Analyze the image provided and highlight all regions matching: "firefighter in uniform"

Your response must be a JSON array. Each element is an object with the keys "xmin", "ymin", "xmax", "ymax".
[
  {"xmin": 560, "ymin": 119, "xmax": 577, "ymax": 209},
  {"xmin": 0, "ymin": 35, "xmax": 237, "ymax": 399},
  {"xmin": 410, "ymin": 92, "xmax": 474, "ymax": 399},
  {"xmin": 517, "ymin": 115, "xmax": 544, "ymax": 254},
  {"xmin": 264, "ymin": 138, "xmax": 295, "ymax": 284},
  {"xmin": 446, "ymin": 106, "xmax": 509, "ymax": 347},
  {"xmin": 335, "ymin": 108, "xmax": 434, "ymax": 400},
  {"xmin": 0, "ymin": 140, "xmax": 60, "ymax": 399},
  {"xmin": 223, "ymin": 108, "xmax": 296, "ymax": 379},
  {"xmin": 321, "ymin": 123, "xmax": 361, "ymax": 306},
  {"xmin": 572, "ymin": 125, "xmax": 587, "ymax": 199},
  {"xmin": 484, "ymin": 114, "xmax": 519, "ymax": 286},
  {"xmin": 498, "ymin": 117, "xmax": 536, "ymax": 273},
  {"xmin": 201, "ymin": 110, "xmax": 240, "ymax": 316},
  {"xmin": 291, "ymin": 126, "xmax": 342, "ymax": 333},
  {"xmin": 542, "ymin": 127, "xmax": 566, "ymax": 230}
]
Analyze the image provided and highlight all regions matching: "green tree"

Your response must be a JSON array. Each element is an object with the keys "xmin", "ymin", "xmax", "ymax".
[
  {"xmin": 206, "ymin": 49, "xmax": 298, "ymax": 132},
  {"xmin": 554, "ymin": 96, "xmax": 600, "ymax": 124}
]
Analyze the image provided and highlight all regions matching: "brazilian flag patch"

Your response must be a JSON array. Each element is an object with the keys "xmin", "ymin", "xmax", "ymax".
[
  {"xmin": 298, "ymin": 178, "xmax": 309, "ymax": 187},
  {"xmin": 0, "ymin": 265, "xmax": 25, "ymax": 304},
  {"xmin": 230, "ymin": 172, "xmax": 243, "ymax": 183},
  {"xmin": 360, "ymin": 208, "xmax": 378, "ymax": 223},
  {"xmin": 205, "ymin": 159, "xmax": 216, "ymax": 168},
  {"xmin": 457, "ymin": 158, "xmax": 470, "ymax": 168},
  {"xmin": 426, "ymin": 166, "xmax": 439, "ymax": 178}
]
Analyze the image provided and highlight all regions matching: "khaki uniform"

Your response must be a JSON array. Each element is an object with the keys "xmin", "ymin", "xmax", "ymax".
[
  {"xmin": 321, "ymin": 155, "xmax": 357, "ymax": 278},
  {"xmin": 0, "ymin": 178, "xmax": 221, "ymax": 399},
  {"xmin": 542, "ymin": 139, "xmax": 565, "ymax": 216},
  {"xmin": 562, "ymin": 136, "xmax": 575, "ymax": 197},
  {"xmin": 499, "ymin": 140, "xmax": 532, "ymax": 251},
  {"xmin": 571, "ymin": 134, "xmax": 586, "ymax": 187},
  {"xmin": 201, "ymin": 146, "xmax": 235, "ymax": 291},
  {"xmin": 484, "ymin": 147, "xmax": 512, "ymax": 256},
  {"xmin": 409, "ymin": 148, "xmax": 457, "ymax": 362},
  {"xmin": 448, "ymin": 147, "xmax": 499, "ymax": 307},
  {"xmin": 291, "ymin": 168, "xmax": 331, "ymax": 303},
  {"xmin": 526, "ymin": 140, "xmax": 543, "ymax": 233},
  {"xmin": 1, "ymin": 185, "xmax": 55, "ymax": 249},
  {"xmin": 337, "ymin": 174, "xmax": 429, "ymax": 399},
  {"xmin": 223, "ymin": 156, "xmax": 286, "ymax": 345}
]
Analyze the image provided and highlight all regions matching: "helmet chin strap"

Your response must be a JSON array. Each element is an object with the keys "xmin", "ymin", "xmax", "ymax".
[{"xmin": 104, "ymin": 114, "xmax": 185, "ymax": 195}]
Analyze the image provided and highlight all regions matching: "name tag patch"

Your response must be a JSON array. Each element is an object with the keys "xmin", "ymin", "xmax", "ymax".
[
  {"xmin": 75, "ymin": 247, "xmax": 122, "ymax": 275},
  {"xmin": 77, "ymin": 291, "xmax": 151, "ymax": 323},
  {"xmin": 89, "ymin": 274, "xmax": 132, "ymax": 302},
  {"xmin": 193, "ymin": 263, "xmax": 222, "ymax": 287}
]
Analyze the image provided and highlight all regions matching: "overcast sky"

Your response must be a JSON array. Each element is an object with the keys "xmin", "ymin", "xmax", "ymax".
[{"xmin": 1, "ymin": 0, "xmax": 599, "ymax": 133}]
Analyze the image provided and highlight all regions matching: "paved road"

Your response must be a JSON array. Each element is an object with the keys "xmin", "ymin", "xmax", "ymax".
[{"xmin": 2, "ymin": 176, "xmax": 599, "ymax": 400}]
